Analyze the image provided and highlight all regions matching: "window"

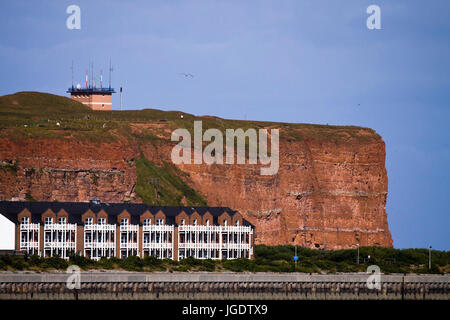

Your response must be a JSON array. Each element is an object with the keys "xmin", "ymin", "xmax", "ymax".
[
  {"xmin": 144, "ymin": 219, "xmax": 151, "ymax": 226},
  {"xmin": 85, "ymin": 218, "xmax": 93, "ymax": 225},
  {"xmin": 98, "ymin": 218, "xmax": 106, "ymax": 225},
  {"xmin": 180, "ymin": 219, "xmax": 185, "ymax": 226},
  {"xmin": 193, "ymin": 219, "xmax": 197, "ymax": 226},
  {"xmin": 205, "ymin": 219, "xmax": 210, "ymax": 226},
  {"xmin": 156, "ymin": 218, "xmax": 164, "ymax": 226},
  {"xmin": 58, "ymin": 217, "xmax": 66, "ymax": 224},
  {"xmin": 121, "ymin": 218, "xmax": 129, "ymax": 226},
  {"xmin": 21, "ymin": 217, "xmax": 29, "ymax": 224},
  {"xmin": 223, "ymin": 220, "xmax": 227, "ymax": 226},
  {"xmin": 235, "ymin": 220, "xmax": 239, "ymax": 226},
  {"xmin": 45, "ymin": 217, "xmax": 53, "ymax": 225}
]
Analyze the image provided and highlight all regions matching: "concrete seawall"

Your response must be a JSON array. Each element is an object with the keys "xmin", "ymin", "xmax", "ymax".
[{"xmin": 0, "ymin": 272, "xmax": 448, "ymax": 300}]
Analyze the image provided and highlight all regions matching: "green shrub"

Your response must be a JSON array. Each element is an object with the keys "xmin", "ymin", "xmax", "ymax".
[
  {"xmin": 180, "ymin": 256, "xmax": 202, "ymax": 267},
  {"xmin": 199, "ymin": 259, "xmax": 216, "ymax": 272},
  {"xmin": 41, "ymin": 256, "xmax": 68, "ymax": 269},
  {"xmin": 120, "ymin": 256, "xmax": 143, "ymax": 271},
  {"xmin": 69, "ymin": 253, "xmax": 91, "ymax": 269},
  {"xmin": 223, "ymin": 258, "xmax": 256, "ymax": 272}
]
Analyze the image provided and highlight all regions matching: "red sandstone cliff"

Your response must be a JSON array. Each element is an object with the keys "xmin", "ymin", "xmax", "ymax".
[{"xmin": 0, "ymin": 92, "xmax": 393, "ymax": 249}]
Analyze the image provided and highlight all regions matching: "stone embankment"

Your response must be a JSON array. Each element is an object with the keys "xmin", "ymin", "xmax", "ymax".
[{"xmin": 0, "ymin": 272, "xmax": 448, "ymax": 300}]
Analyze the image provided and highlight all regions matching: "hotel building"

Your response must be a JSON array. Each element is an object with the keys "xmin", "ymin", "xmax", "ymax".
[{"xmin": 0, "ymin": 200, "xmax": 254, "ymax": 261}]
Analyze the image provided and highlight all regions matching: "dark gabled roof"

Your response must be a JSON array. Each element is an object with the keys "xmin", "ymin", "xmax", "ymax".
[{"xmin": 0, "ymin": 201, "xmax": 253, "ymax": 227}]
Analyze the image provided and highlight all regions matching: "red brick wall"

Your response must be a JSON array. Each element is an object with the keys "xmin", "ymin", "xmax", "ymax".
[
  {"xmin": 116, "ymin": 225, "xmax": 120, "ymax": 258},
  {"xmin": 173, "ymin": 226, "xmax": 179, "ymax": 261},
  {"xmin": 15, "ymin": 224, "xmax": 20, "ymax": 251},
  {"xmin": 76, "ymin": 225, "xmax": 84, "ymax": 255},
  {"xmin": 70, "ymin": 93, "xmax": 112, "ymax": 111}
]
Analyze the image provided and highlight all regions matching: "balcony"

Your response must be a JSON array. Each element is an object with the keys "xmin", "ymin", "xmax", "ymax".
[
  {"xmin": 44, "ymin": 223, "xmax": 77, "ymax": 232},
  {"xmin": 84, "ymin": 242, "xmax": 115, "ymax": 249},
  {"xmin": 20, "ymin": 223, "xmax": 40, "ymax": 231},
  {"xmin": 85, "ymin": 224, "xmax": 116, "ymax": 232},
  {"xmin": 120, "ymin": 224, "xmax": 139, "ymax": 232}
]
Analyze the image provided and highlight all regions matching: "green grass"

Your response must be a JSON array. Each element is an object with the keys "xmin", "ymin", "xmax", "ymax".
[
  {"xmin": 0, "ymin": 91, "xmax": 381, "ymax": 144},
  {"xmin": 135, "ymin": 155, "xmax": 207, "ymax": 206},
  {"xmin": 1, "ymin": 245, "xmax": 448, "ymax": 274}
]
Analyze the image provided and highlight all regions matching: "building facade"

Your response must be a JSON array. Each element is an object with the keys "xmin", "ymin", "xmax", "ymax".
[
  {"xmin": 0, "ymin": 200, "xmax": 254, "ymax": 261},
  {"xmin": 67, "ymin": 87, "xmax": 115, "ymax": 110}
]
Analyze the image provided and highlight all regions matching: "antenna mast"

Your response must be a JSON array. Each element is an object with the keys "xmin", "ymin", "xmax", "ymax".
[
  {"xmin": 71, "ymin": 60, "xmax": 74, "ymax": 89},
  {"xmin": 109, "ymin": 58, "xmax": 113, "ymax": 89}
]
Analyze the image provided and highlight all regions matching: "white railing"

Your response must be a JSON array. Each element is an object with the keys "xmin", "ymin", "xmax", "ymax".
[
  {"xmin": 143, "ymin": 225, "xmax": 174, "ymax": 232},
  {"xmin": 20, "ymin": 223, "xmax": 40, "ymax": 231},
  {"xmin": 44, "ymin": 223, "xmax": 77, "ymax": 232},
  {"xmin": 84, "ymin": 242, "xmax": 115, "ymax": 249},
  {"xmin": 179, "ymin": 243, "xmax": 222, "ymax": 249},
  {"xmin": 20, "ymin": 241, "xmax": 40, "ymax": 250},
  {"xmin": 120, "ymin": 224, "xmax": 139, "ymax": 232},
  {"xmin": 43, "ymin": 242, "xmax": 76, "ymax": 249},
  {"xmin": 20, "ymin": 223, "xmax": 40, "ymax": 251},
  {"xmin": 85, "ymin": 224, "xmax": 116, "ymax": 232},
  {"xmin": 120, "ymin": 242, "xmax": 138, "ymax": 249},
  {"xmin": 143, "ymin": 242, "xmax": 172, "ymax": 249}
]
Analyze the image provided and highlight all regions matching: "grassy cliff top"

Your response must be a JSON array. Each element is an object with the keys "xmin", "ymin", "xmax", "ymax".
[{"xmin": 0, "ymin": 91, "xmax": 381, "ymax": 143}]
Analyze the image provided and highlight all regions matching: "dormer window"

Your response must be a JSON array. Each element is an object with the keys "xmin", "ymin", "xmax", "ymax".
[
  {"xmin": 235, "ymin": 220, "xmax": 239, "ymax": 226},
  {"xmin": 98, "ymin": 218, "xmax": 106, "ymax": 225},
  {"xmin": 224, "ymin": 220, "xmax": 227, "ymax": 226},
  {"xmin": 205, "ymin": 219, "xmax": 210, "ymax": 226},
  {"xmin": 121, "ymin": 218, "xmax": 129, "ymax": 226},
  {"xmin": 156, "ymin": 218, "xmax": 164, "ymax": 226},
  {"xmin": 193, "ymin": 219, "xmax": 197, "ymax": 226},
  {"xmin": 45, "ymin": 217, "xmax": 53, "ymax": 225},
  {"xmin": 21, "ymin": 217, "xmax": 29, "ymax": 224},
  {"xmin": 58, "ymin": 217, "xmax": 66, "ymax": 224},
  {"xmin": 144, "ymin": 218, "xmax": 151, "ymax": 226},
  {"xmin": 85, "ymin": 217, "xmax": 93, "ymax": 225},
  {"xmin": 180, "ymin": 219, "xmax": 185, "ymax": 226}
]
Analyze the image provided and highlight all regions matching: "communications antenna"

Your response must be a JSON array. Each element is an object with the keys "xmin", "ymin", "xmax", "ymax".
[
  {"xmin": 71, "ymin": 60, "xmax": 74, "ymax": 89},
  {"xmin": 109, "ymin": 58, "xmax": 113, "ymax": 89}
]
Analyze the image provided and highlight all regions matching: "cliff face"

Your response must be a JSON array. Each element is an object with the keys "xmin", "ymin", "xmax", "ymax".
[
  {"xmin": 0, "ymin": 92, "xmax": 393, "ymax": 249},
  {"xmin": 177, "ymin": 128, "xmax": 392, "ymax": 249},
  {"xmin": 0, "ymin": 138, "xmax": 139, "ymax": 203}
]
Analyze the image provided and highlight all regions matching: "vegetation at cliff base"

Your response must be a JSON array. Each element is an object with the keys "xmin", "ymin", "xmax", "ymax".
[{"xmin": 0, "ymin": 245, "xmax": 448, "ymax": 274}]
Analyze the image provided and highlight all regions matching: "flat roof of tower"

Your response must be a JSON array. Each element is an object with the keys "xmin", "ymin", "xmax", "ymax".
[{"xmin": 67, "ymin": 87, "xmax": 115, "ymax": 94}]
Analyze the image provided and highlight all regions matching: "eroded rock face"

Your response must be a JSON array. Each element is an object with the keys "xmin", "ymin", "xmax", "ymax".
[
  {"xmin": 177, "ymin": 128, "xmax": 392, "ymax": 249},
  {"xmin": 0, "ymin": 126, "xmax": 393, "ymax": 249},
  {"xmin": 0, "ymin": 138, "xmax": 139, "ymax": 203}
]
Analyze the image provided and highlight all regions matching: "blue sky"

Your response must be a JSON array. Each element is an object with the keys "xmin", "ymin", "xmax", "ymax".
[{"xmin": 0, "ymin": 0, "xmax": 448, "ymax": 250}]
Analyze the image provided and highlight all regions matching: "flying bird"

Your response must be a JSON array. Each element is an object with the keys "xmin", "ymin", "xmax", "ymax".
[{"xmin": 180, "ymin": 73, "xmax": 194, "ymax": 78}]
